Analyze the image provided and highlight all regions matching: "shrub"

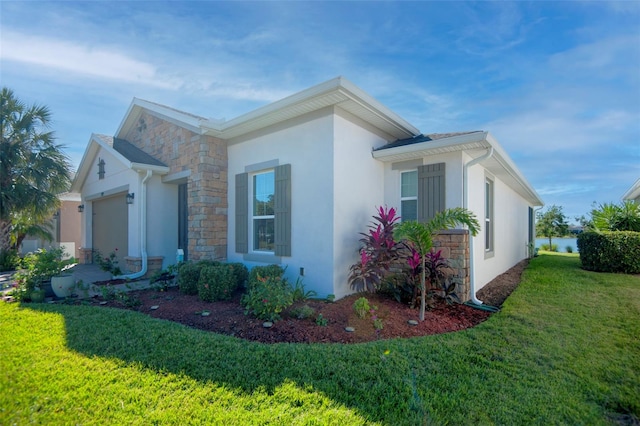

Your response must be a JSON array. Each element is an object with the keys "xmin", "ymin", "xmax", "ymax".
[
  {"xmin": 291, "ymin": 277, "xmax": 316, "ymax": 302},
  {"xmin": 178, "ymin": 260, "xmax": 219, "ymax": 295},
  {"xmin": 241, "ymin": 275, "xmax": 293, "ymax": 322},
  {"xmin": 578, "ymin": 231, "xmax": 640, "ymax": 274},
  {"xmin": 289, "ymin": 304, "xmax": 315, "ymax": 319},
  {"xmin": 539, "ymin": 243, "xmax": 558, "ymax": 252},
  {"xmin": 353, "ymin": 297, "xmax": 371, "ymax": 319},
  {"xmin": 227, "ymin": 262, "xmax": 249, "ymax": 289},
  {"xmin": 349, "ymin": 206, "xmax": 403, "ymax": 293},
  {"xmin": 197, "ymin": 264, "xmax": 237, "ymax": 302},
  {"xmin": 13, "ymin": 248, "xmax": 74, "ymax": 302},
  {"xmin": 93, "ymin": 249, "xmax": 123, "ymax": 276},
  {"xmin": 0, "ymin": 249, "xmax": 20, "ymax": 272},
  {"xmin": 565, "ymin": 245, "xmax": 573, "ymax": 253},
  {"xmin": 248, "ymin": 264, "xmax": 285, "ymax": 289}
]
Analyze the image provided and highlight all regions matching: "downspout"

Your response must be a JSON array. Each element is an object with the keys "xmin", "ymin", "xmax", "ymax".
[
  {"xmin": 463, "ymin": 146, "xmax": 494, "ymax": 305},
  {"xmin": 117, "ymin": 169, "xmax": 152, "ymax": 280}
]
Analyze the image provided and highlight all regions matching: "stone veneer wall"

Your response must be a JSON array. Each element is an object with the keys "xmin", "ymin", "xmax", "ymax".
[
  {"xmin": 432, "ymin": 229, "xmax": 471, "ymax": 302},
  {"xmin": 122, "ymin": 112, "xmax": 228, "ymax": 261},
  {"xmin": 125, "ymin": 256, "xmax": 164, "ymax": 279}
]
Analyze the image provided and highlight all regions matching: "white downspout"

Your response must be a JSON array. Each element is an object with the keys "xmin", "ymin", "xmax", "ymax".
[
  {"xmin": 117, "ymin": 169, "xmax": 152, "ymax": 280},
  {"xmin": 463, "ymin": 147, "xmax": 494, "ymax": 305}
]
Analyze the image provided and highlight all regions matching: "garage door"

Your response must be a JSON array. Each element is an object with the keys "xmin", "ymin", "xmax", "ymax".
[{"xmin": 92, "ymin": 192, "xmax": 128, "ymax": 268}]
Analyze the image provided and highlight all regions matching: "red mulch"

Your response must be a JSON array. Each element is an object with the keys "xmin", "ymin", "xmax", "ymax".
[{"xmin": 93, "ymin": 260, "xmax": 528, "ymax": 344}]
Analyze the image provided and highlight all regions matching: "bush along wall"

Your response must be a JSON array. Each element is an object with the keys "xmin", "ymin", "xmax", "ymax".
[{"xmin": 577, "ymin": 231, "xmax": 640, "ymax": 274}]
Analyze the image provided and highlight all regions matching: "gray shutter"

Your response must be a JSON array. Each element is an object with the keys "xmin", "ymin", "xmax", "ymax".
[
  {"xmin": 274, "ymin": 164, "xmax": 291, "ymax": 257},
  {"xmin": 235, "ymin": 173, "xmax": 248, "ymax": 253},
  {"xmin": 418, "ymin": 163, "xmax": 445, "ymax": 222}
]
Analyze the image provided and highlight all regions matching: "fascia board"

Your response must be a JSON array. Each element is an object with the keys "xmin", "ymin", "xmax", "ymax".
[
  {"xmin": 203, "ymin": 76, "xmax": 419, "ymax": 139},
  {"xmin": 484, "ymin": 133, "xmax": 544, "ymax": 206},
  {"xmin": 116, "ymin": 98, "xmax": 204, "ymax": 138},
  {"xmin": 622, "ymin": 178, "xmax": 640, "ymax": 201},
  {"xmin": 131, "ymin": 163, "xmax": 170, "ymax": 174},
  {"xmin": 70, "ymin": 135, "xmax": 101, "ymax": 192},
  {"xmin": 372, "ymin": 131, "xmax": 490, "ymax": 161}
]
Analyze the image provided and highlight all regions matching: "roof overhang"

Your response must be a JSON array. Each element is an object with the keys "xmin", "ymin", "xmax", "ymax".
[
  {"xmin": 622, "ymin": 178, "xmax": 640, "ymax": 201},
  {"xmin": 71, "ymin": 134, "xmax": 170, "ymax": 192},
  {"xmin": 204, "ymin": 77, "xmax": 420, "ymax": 140},
  {"xmin": 116, "ymin": 77, "xmax": 419, "ymax": 142},
  {"xmin": 373, "ymin": 131, "xmax": 544, "ymax": 206}
]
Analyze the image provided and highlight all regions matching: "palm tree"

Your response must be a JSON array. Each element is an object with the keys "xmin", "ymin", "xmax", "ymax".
[
  {"xmin": 0, "ymin": 87, "xmax": 71, "ymax": 254},
  {"xmin": 394, "ymin": 207, "xmax": 480, "ymax": 321}
]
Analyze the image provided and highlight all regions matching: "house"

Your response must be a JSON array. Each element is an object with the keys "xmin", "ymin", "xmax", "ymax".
[
  {"xmin": 622, "ymin": 178, "xmax": 640, "ymax": 204},
  {"xmin": 71, "ymin": 77, "xmax": 543, "ymax": 302},
  {"xmin": 20, "ymin": 191, "xmax": 82, "ymax": 260}
]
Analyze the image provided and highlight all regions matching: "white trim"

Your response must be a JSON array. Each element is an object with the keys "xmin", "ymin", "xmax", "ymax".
[{"xmin": 622, "ymin": 178, "xmax": 640, "ymax": 201}]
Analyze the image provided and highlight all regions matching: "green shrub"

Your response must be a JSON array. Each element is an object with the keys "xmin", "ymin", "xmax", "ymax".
[
  {"xmin": 241, "ymin": 275, "xmax": 293, "ymax": 322},
  {"xmin": 197, "ymin": 264, "xmax": 237, "ymax": 302},
  {"xmin": 247, "ymin": 264, "xmax": 285, "ymax": 292},
  {"xmin": 565, "ymin": 245, "xmax": 573, "ymax": 253},
  {"xmin": 539, "ymin": 243, "xmax": 558, "ymax": 252},
  {"xmin": 291, "ymin": 277, "xmax": 316, "ymax": 302},
  {"xmin": 578, "ymin": 231, "xmax": 640, "ymax": 274},
  {"xmin": 353, "ymin": 297, "xmax": 371, "ymax": 319},
  {"xmin": 178, "ymin": 260, "xmax": 219, "ymax": 295},
  {"xmin": 227, "ymin": 262, "xmax": 249, "ymax": 289},
  {"xmin": 289, "ymin": 304, "xmax": 315, "ymax": 319},
  {"xmin": 0, "ymin": 249, "xmax": 21, "ymax": 272}
]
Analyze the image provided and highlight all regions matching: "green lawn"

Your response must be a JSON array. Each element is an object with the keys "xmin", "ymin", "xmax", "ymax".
[{"xmin": 1, "ymin": 253, "xmax": 638, "ymax": 425}]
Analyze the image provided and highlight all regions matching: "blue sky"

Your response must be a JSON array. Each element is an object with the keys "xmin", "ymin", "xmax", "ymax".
[{"xmin": 2, "ymin": 1, "xmax": 639, "ymax": 222}]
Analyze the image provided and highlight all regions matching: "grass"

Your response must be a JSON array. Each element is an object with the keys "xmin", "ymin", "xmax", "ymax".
[{"xmin": 1, "ymin": 252, "xmax": 638, "ymax": 425}]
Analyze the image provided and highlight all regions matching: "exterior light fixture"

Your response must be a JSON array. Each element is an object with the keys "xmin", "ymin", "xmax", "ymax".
[
  {"xmin": 78, "ymin": 204, "xmax": 84, "ymax": 213},
  {"xmin": 126, "ymin": 193, "xmax": 135, "ymax": 204}
]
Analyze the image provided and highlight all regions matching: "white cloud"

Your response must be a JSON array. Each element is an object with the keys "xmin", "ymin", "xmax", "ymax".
[{"xmin": 1, "ymin": 30, "xmax": 181, "ymax": 89}]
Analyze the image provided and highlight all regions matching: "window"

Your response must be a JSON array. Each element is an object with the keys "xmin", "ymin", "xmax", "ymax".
[
  {"xmin": 236, "ymin": 164, "xmax": 291, "ymax": 257},
  {"xmin": 400, "ymin": 170, "xmax": 417, "ymax": 222},
  {"xmin": 252, "ymin": 171, "xmax": 275, "ymax": 252},
  {"xmin": 485, "ymin": 177, "xmax": 494, "ymax": 253}
]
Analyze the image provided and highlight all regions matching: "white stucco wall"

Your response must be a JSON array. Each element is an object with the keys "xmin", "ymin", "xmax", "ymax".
[
  {"xmin": 227, "ymin": 108, "xmax": 394, "ymax": 298},
  {"xmin": 227, "ymin": 109, "xmax": 336, "ymax": 297},
  {"xmin": 332, "ymin": 110, "xmax": 389, "ymax": 299},
  {"xmin": 467, "ymin": 162, "xmax": 531, "ymax": 291},
  {"xmin": 145, "ymin": 175, "xmax": 179, "ymax": 268}
]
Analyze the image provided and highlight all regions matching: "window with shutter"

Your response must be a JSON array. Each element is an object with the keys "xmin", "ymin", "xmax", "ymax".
[
  {"xmin": 235, "ymin": 163, "xmax": 291, "ymax": 257},
  {"xmin": 418, "ymin": 163, "xmax": 445, "ymax": 222}
]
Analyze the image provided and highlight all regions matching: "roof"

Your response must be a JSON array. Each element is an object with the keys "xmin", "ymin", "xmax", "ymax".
[
  {"xmin": 116, "ymin": 76, "xmax": 420, "ymax": 141},
  {"xmin": 93, "ymin": 134, "xmax": 167, "ymax": 167},
  {"xmin": 376, "ymin": 131, "xmax": 484, "ymax": 151},
  {"xmin": 70, "ymin": 134, "xmax": 169, "ymax": 192},
  {"xmin": 373, "ymin": 131, "xmax": 544, "ymax": 206},
  {"xmin": 622, "ymin": 178, "xmax": 640, "ymax": 201}
]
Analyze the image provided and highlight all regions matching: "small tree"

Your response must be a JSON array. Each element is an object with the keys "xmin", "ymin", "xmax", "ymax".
[
  {"xmin": 590, "ymin": 201, "xmax": 640, "ymax": 232},
  {"xmin": 394, "ymin": 208, "xmax": 480, "ymax": 322},
  {"xmin": 0, "ymin": 87, "xmax": 71, "ymax": 254},
  {"xmin": 536, "ymin": 205, "xmax": 569, "ymax": 251}
]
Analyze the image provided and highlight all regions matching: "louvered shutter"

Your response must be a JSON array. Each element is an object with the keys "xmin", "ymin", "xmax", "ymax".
[
  {"xmin": 235, "ymin": 172, "xmax": 248, "ymax": 253},
  {"xmin": 418, "ymin": 163, "xmax": 445, "ymax": 222},
  {"xmin": 274, "ymin": 164, "xmax": 291, "ymax": 256}
]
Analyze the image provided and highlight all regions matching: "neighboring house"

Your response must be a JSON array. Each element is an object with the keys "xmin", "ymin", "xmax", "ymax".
[
  {"xmin": 71, "ymin": 77, "xmax": 543, "ymax": 300},
  {"xmin": 622, "ymin": 178, "xmax": 640, "ymax": 204},
  {"xmin": 20, "ymin": 192, "xmax": 82, "ymax": 260}
]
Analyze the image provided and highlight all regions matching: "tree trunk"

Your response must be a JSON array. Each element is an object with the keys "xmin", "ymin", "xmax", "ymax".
[
  {"xmin": 548, "ymin": 236, "xmax": 553, "ymax": 251},
  {"xmin": 419, "ymin": 256, "xmax": 426, "ymax": 321},
  {"xmin": 0, "ymin": 219, "xmax": 12, "ymax": 254}
]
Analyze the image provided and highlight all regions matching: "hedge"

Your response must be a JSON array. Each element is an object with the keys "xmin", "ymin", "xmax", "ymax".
[{"xmin": 577, "ymin": 231, "xmax": 640, "ymax": 274}]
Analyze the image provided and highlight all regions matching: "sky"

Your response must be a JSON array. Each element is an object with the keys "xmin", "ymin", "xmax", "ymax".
[{"xmin": 1, "ymin": 1, "xmax": 639, "ymax": 222}]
